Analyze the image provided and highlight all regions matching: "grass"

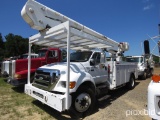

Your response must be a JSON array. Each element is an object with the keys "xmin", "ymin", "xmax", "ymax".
[{"xmin": 0, "ymin": 77, "xmax": 72, "ymax": 120}]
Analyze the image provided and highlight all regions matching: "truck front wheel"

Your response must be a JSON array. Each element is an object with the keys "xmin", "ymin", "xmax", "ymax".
[{"xmin": 69, "ymin": 85, "xmax": 95, "ymax": 118}]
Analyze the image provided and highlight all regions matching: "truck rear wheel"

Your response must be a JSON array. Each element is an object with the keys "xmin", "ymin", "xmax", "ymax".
[
  {"xmin": 150, "ymin": 69, "xmax": 154, "ymax": 77},
  {"xmin": 141, "ymin": 71, "xmax": 147, "ymax": 80},
  {"xmin": 69, "ymin": 85, "xmax": 95, "ymax": 118},
  {"xmin": 126, "ymin": 74, "xmax": 135, "ymax": 90}
]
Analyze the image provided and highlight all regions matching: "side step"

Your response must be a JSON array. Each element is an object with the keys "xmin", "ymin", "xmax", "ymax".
[
  {"xmin": 96, "ymin": 82, "xmax": 109, "ymax": 98},
  {"xmin": 98, "ymin": 94, "xmax": 110, "ymax": 101}
]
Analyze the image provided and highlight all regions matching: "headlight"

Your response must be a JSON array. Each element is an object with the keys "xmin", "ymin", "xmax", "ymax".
[{"xmin": 14, "ymin": 74, "xmax": 21, "ymax": 79}]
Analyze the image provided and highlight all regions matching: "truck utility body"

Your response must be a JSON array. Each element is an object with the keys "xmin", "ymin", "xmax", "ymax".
[{"xmin": 22, "ymin": 0, "xmax": 138, "ymax": 117}]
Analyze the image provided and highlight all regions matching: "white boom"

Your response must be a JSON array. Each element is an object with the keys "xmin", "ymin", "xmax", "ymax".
[
  {"xmin": 21, "ymin": 0, "xmax": 129, "ymax": 110},
  {"xmin": 21, "ymin": 0, "xmax": 128, "ymax": 52}
]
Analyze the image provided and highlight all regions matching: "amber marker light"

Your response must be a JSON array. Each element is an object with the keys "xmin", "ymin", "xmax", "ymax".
[
  {"xmin": 14, "ymin": 74, "xmax": 22, "ymax": 79},
  {"xmin": 69, "ymin": 81, "xmax": 76, "ymax": 89},
  {"xmin": 152, "ymin": 75, "xmax": 160, "ymax": 83}
]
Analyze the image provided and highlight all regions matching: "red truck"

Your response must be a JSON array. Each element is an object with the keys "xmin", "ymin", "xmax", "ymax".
[{"xmin": 1, "ymin": 48, "xmax": 65, "ymax": 86}]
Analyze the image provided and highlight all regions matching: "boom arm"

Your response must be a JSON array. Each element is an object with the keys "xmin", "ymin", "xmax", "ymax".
[{"xmin": 21, "ymin": 0, "xmax": 129, "ymax": 53}]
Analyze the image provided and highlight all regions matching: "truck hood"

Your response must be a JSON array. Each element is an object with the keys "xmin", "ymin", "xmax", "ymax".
[{"xmin": 39, "ymin": 62, "xmax": 86, "ymax": 73}]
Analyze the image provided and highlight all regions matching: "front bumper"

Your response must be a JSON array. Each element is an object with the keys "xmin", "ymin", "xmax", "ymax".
[
  {"xmin": 7, "ymin": 77, "xmax": 27, "ymax": 86},
  {"xmin": 148, "ymin": 81, "xmax": 160, "ymax": 120},
  {"xmin": 138, "ymin": 70, "xmax": 144, "ymax": 76},
  {"xmin": 25, "ymin": 84, "xmax": 71, "ymax": 112}
]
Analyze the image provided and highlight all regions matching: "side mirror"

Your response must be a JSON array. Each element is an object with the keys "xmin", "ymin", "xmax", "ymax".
[{"xmin": 90, "ymin": 58, "xmax": 95, "ymax": 66}]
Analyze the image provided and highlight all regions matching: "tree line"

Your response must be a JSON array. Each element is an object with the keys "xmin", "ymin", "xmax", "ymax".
[
  {"xmin": 0, "ymin": 33, "xmax": 159, "ymax": 63},
  {"xmin": 0, "ymin": 33, "xmax": 41, "ymax": 61}
]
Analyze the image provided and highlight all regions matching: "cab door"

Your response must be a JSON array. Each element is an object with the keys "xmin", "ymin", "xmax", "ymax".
[{"xmin": 89, "ymin": 52, "xmax": 107, "ymax": 84}]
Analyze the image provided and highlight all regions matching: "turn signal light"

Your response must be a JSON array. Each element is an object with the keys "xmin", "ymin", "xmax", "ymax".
[
  {"xmin": 152, "ymin": 75, "xmax": 160, "ymax": 83},
  {"xmin": 69, "ymin": 81, "xmax": 76, "ymax": 89},
  {"xmin": 14, "ymin": 74, "xmax": 21, "ymax": 79}
]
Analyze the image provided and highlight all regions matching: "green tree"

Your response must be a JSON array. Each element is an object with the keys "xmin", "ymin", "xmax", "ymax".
[
  {"xmin": 0, "ymin": 33, "xmax": 5, "ymax": 61},
  {"xmin": 32, "ymin": 45, "xmax": 43, "ymax": 53},
  {"xmin": 0, "ymin": 33, "xmax": 4, "ymax": 49},
  {"xmin": 5, "ymin": 33, "xmax": 29, "ymax": 57}
]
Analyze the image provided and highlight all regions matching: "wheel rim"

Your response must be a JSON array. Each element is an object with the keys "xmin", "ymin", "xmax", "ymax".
[{"xmin": 75, "ymin": 93, "xmax": 91, "ymax": 112}]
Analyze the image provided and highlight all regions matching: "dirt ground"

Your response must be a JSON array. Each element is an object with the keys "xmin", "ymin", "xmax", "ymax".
[
  {"xmin": 1, "ymin": 68, "xmax": 160, "ymax": 120},
  {"xmin": 84, "ymin": 68, "xmax": 160, "ymax": 120}
]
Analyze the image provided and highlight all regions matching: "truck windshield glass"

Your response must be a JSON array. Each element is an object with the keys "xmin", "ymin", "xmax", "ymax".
[
  {"xmin": 126, "ymin": 57, "xmax": 143, "ymax": 63},
  {"xmin": 63, "ymin": 51, "xmax": 92, "ymax": 62},
  {"xmin": 22, "ymin": 55, "xmax": 28, "ymax": 59},
  {"xmin": 38, "ymin": 50, "xmax": 47, "ymax": 57}
]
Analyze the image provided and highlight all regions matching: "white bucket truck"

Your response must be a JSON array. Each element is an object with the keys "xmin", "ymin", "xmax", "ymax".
[
  {"xmin": 126, "ymin": 55, "xmax": 154, "ymax": 79},
  {"xmin": 21, "ymin": 0, "xmax": 138, "ymax": 118}
]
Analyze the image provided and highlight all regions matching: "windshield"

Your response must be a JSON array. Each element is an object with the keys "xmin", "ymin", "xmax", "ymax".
[
  {"xmin": 126, "ymin": 57, "xmax": 143, "ymax": 63},
  {"xmin": 22, "ymin": 55, "xmax": 28, "ymax": 59},
  {"xmin": 63, "ymin": 51, "xmax": 92, "ymax": 62},
  {"xmin": 38, "ymin": 50, "xmax": 47, "ymax": 57}
]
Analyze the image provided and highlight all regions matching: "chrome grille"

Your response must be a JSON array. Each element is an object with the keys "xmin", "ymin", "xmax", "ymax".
[{"xmin": 32, "ymin": 68, "xmax": 60, "ymax": 91}]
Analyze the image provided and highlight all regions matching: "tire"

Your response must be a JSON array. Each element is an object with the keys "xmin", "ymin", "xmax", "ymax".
[
  {"xmin": 150, "ymin": 69, "xmax": 154, "ymax": 77},
  {"xmin": 152, "ymin": 118, "xmax": 157, "ymax": 120},
  {"xmin": 126, "ymin": 74, "xmax": 135, "ymax": 90},
  {"xmin": 141, "ymin": 71, "xmax": 147, "ymax": 80},
  {"xmin": 69, "ymin": 85, "xmax": 96, "ymax": 118}
]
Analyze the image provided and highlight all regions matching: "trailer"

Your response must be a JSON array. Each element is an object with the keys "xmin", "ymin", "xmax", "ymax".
[{"xmin": 21, "ymin": 0, "xmax": 138, "ymax": 118}]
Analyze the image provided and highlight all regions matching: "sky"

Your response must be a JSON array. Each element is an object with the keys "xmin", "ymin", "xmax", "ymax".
[{"xmin": 0, "ymin": 0, "xmax": 160, "ymax": 56}]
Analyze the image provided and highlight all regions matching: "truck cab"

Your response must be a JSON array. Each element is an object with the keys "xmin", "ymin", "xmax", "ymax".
[
  {"xmin": 126, "ymin": 55, "xmax": 154, "ymax": 79},
  {"xmin": 32, "ymin": 50, "xmax": 107, "ymax": 93},
  {"xmin": 1, "ymin": 48, "xmax": 65, "ymax": 86}
]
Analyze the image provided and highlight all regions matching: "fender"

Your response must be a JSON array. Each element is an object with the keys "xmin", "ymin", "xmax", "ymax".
[
  {"xmin": 72, "ymin": 72, "xmax": 96, "ymax": 93},
  {"xmin": 14, "ymin": 69, "xmax": 36, "ymax": 80}
]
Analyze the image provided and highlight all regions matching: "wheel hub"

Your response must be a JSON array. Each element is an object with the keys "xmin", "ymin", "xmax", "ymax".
[{"xmin": 75, "ymin": 93, "xmax": 91, "ymax": 112}]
